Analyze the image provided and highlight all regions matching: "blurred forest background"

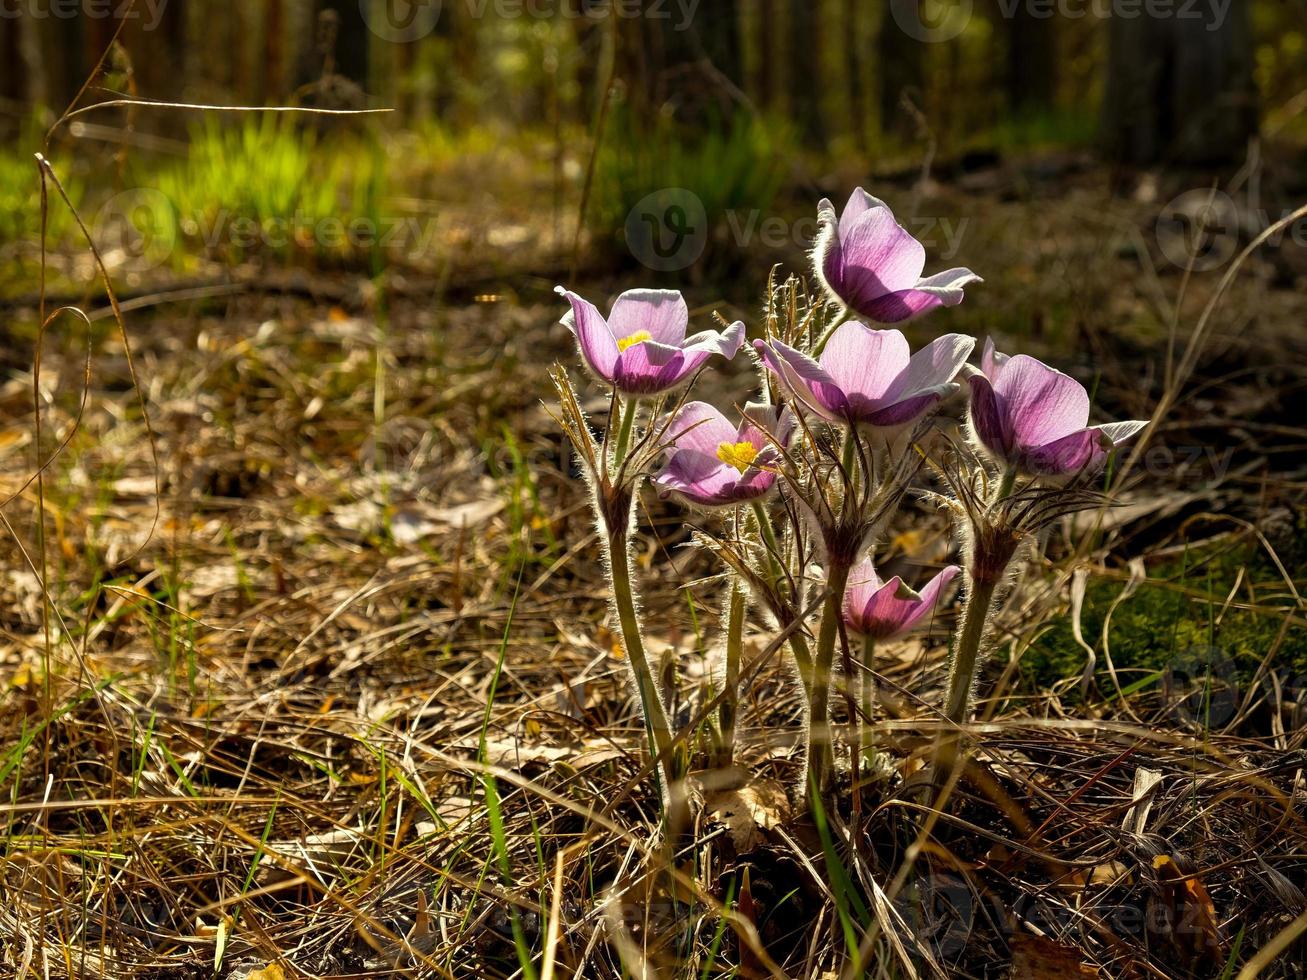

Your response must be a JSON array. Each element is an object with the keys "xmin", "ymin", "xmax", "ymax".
[{"xmin": 1, "ymin": 0, "xmax": 1305, "ymax": 290}]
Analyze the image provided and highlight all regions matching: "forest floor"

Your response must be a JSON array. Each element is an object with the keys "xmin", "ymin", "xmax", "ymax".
[{"xmin": 1, "ymin": 153, "xmax": 1306, "ymax": 978}]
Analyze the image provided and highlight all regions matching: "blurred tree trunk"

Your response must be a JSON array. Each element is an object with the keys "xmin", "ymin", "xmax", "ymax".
[
  {"xmin": 877, "ymin": 2, "xmax": 925, "ymax": 138},
  {"xmin": 1103, "ymin": 4, "xmax": 1257, "ymax": 166},
  {"xmin": 843, "ymin": 0, "xmax": 867, "ymax": 145},
  {"xmin": 789, "ymin": 0, "xmax": 823, "ymax": 145},
  {"xmin": 264, "ymin": 0, "xmax": 286, "ymax": 102},
  {"xmin": 695, "ymin": 0, "xmax": 743, "ymax": 90},
  {"xmin": 318, "ymin": 0, "xmax": 369, "ymax": 85},
  {"xmin": 0, "ymin": 21, "xmax": 26, "ymax": 108},
  {"xmin": 1007, "ymin": 5, "xmax": 1058, "ymax": 114},
  {"xmin": 743, "ymin": 0, "xmax": 777, "ymax": 113}
]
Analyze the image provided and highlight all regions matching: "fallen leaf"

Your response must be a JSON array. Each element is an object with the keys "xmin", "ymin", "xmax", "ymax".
[
  {"xmin": 1009, "ymin": 933, "xmax": 1100, "ymax": 978},
  {"xmin": 705, "ymin": 779, "xmax": 789, "ymax": 852},
  {"xmin": 1149, "ymin": 855, "xmax": 1223, "ymax": 969}
]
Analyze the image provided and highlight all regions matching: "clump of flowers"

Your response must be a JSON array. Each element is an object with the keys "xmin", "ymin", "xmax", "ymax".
[{"xmin": 548, "ymin": 188, "xmax": 1147, "ymax": 820}]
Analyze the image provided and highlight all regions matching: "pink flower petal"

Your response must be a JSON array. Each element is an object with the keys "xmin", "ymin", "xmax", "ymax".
[
  {"xmin": 654, "ymin": 449, "xmax": 739, "ymax": 506},
  {"xmin": 837, "ymin": 187, "xmax": 890, "ymax": 241},
  {"xmin": 665, "ymin": 402, "xmax": 738, "ymax": 457},
  {"xmin": 866, "ymin": 386, "xmax": 953, "ymax": 428},
  {"xmin": 557, "ymin": 286, "xmax": 618, "ymax": 380},
  {"xmin": 754, "ymin": 339, "xmax": 850, "ymax": 422},
  {"xmin": 857, "ymin": 268, "xmax": 980, "ymax": 323},
  {"xmin": 1022, "ymin": 428, "xmax": 1099, "ymax": 476},
  {"xmin": 980, "ymin": 336, "xmax": 1009, "ymax": 381},
  {"xmin": 890, "ymin": 332, "xmax": 976, "ymax": 401},
  {"xmin": 819, "ymin": 323, "xmax": 912, "ymax": 411},
  {"xmin": 1094, "ymin": 420, "xmax": 1148, "ymax": 448},
  {"xmin": 967, "ymin": 373, "xmax": 1013, "ymax": 462},
  {"xmin": 995, "ymin": 355, "xmax": 1091, "ymax": 450},
  {"xmin": 609, "ymin": 289, "xmax": 689, "ymax": 346},
  {"xmin": 844, "ymin": 565, "xmax": 959, "ymax": 640},
  {"xmin": 612, "ymin": 339, "xmax": 685, "ymax": 394},
  {"xmin": 828, "ymin": 206, "xmax": 927, "ymax": 311},
  {"xmin": 842, "ymin": 557, "xmax": 884, "ymax": 626}
]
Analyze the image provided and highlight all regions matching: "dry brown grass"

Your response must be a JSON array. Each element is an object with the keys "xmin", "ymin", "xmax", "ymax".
[{"xmin": 2, "ymin": 155, "xmax": 1306, "ymax": 979}]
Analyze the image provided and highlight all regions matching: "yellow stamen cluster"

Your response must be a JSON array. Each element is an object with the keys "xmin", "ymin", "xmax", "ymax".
[
  {"xmin": 716, "ymin": 441, "xmax": 759, "ymax": 473},
  {"xmin": 617, "ymin": 330, "xmax": 652, "ymax": 353}
]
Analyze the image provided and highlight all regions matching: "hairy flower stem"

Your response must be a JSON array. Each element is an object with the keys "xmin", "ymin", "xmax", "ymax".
[
  {"xmin": 861, "ymin": 635, "xmax": 876, "ymax": 759},
  {"xmin": 933, "ymin": 469, "xmax": 1019, "ymax": 800},
  {"xmin": 806, "ymin": 558, "xmax": 852, "ymax": 801},
  {"xmin": 717, "ymin": 577, "xmax": 746, "ymax": 769},
  {"xmin": 751, "ymin": 502, "xmax": 783, "ymax": 577},
  {"xmin": 612, "ymin": 398, "xmax": 638, "ymax": 467},
  {"xmin": 942, "ymin": 577, "xmax": 998, "ymax": 725},
  {"xmin": 751, "ymin": 501, "xmax": 814, "ymax": 685},
  {"xmin": 606, "ymin": 523, "xmax": 678, "ymax": 793}
]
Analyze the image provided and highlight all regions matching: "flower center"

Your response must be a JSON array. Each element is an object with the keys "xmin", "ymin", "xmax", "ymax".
[
  {"xmin": 716, "ymin": 441, "xmax": 759, "ymax": 473},
  {"xmin": 616, "ymin": 330, "xmax": 652, "ymax": 353}
]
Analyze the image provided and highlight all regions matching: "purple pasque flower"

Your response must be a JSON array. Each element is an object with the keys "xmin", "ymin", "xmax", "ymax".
[
  {"xmin": 754, "ymin": 322, "xmax": 975, "ymax": 429},
  {"xmin": 556, "ymin": 286, "xmax": 745, "ymax": 396},
  {"xmin": 841, "ymin": 558, "xmax": 960, "ymax": 641},
  {"xmin": 814, "ymin": 188, "xmax": 981, "ymax": 323},
  {"xmin": 966, "ymin": 338, "xmax": 1148, "ymax": 478},
  {"xmin": 653, "ymin": 401, "xmax": 794, "ymax": 509}
]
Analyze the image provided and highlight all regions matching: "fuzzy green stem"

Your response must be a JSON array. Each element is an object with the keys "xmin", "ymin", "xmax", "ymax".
[
  {"xmin": 785, "ymin": 628, "xmax": 811, "ymax": 686},
  {"xmin": 996, "ymin": 467, "xmax": 1017, "ymax": 503},
  {"xmin": 861, "ymin": 634, "xmax": 876, "ymax": 759},
  {"xmin": 812, "ymin": 307, "xmax": 853, "ymax": 355},
  {"xmin": 943, "ymin": 577, "xmax": 998, "ymax": 726},
  {"xmin": 607, "ymin": 525, "xmax": 677, "ymax": 789},
  {"xmin": 806, "ymin": 559, "xmax": 852, "ymax": 800},
  {"xmin": 613, "ymin": 398, "xmax": 638, "ymax": 466},
  {"xmin": 841, "ymin": 426, "xmax": 858, "ymax": 477},
  {"xmin": 718, "ymin": 578, "xmax": 747, "ymax": 769},
  {"xmin": 752, "ymin": 502, "xmax": 783, "ymax": 578}
]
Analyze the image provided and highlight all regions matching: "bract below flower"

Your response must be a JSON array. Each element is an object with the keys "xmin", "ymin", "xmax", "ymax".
[
  {"xmin": 653, "ymin": 402, "xmax": 793, "ymax": 509},
  {"xmin": 755, "ymin": 323, "xmax": 975, "ymax": 429},
  {"xmin": 814, "ymin": 188, "xmax": 981, "ymax": 323},
  {"xmin": 841, "ymin": 559, "xmax": 960, "ymax": 640},
  {"xmin": 966, "ymin": 339, "xmax": 1148, "ymax": 478},
  {"xmin": 556, "ymin": 286, "xmax": 745, "ymax": 396}
]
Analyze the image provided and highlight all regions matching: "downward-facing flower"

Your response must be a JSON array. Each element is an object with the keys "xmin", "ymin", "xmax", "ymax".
[
  {"xmin": 754, "ymin": 323, "xmax": 975, "ymax": 429},
  {"xmin": 814, "ymin": 188, "xmax": 981, "ymax": 323},
  {"xmin": 841, "ymin": 558, "xmax": 960, "ymax": 640},
  {"xmin": 556, "ymin": 286, "xmax": 745, "ymax": 396},
  {"xmin": 653, "ymin": 401, "xmax": 793, "ymax": 508},
  {"xmin": 966, "ymin": 339, "xmax": 1148, "ymax": 478}
]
